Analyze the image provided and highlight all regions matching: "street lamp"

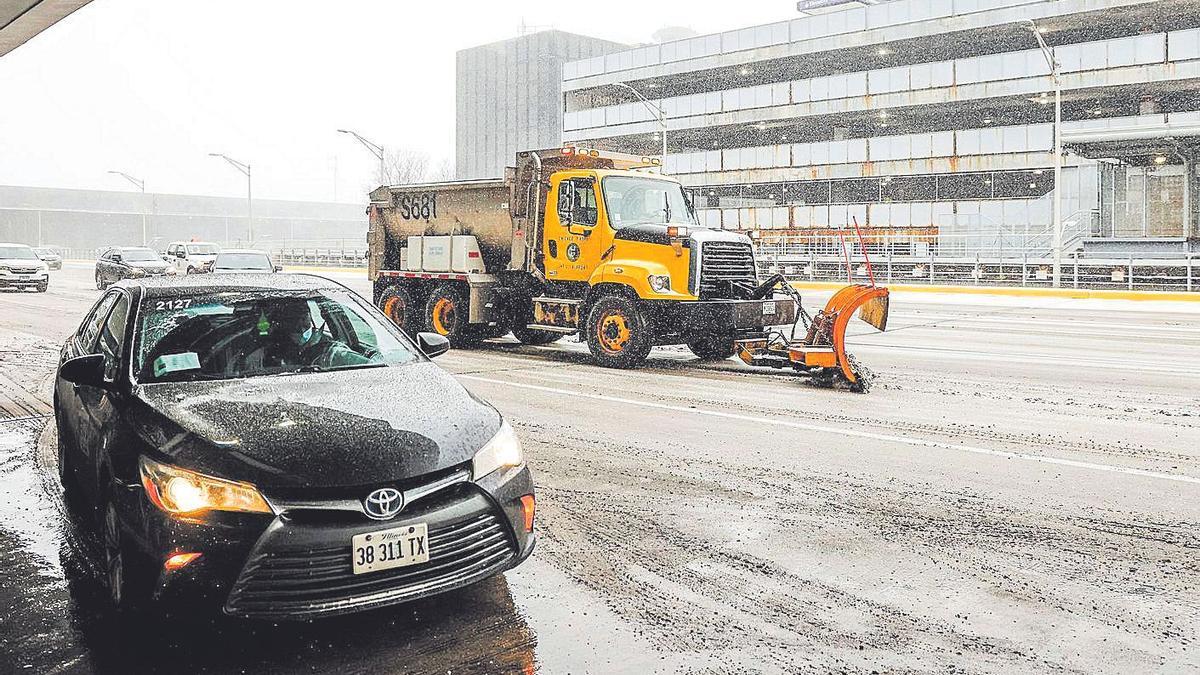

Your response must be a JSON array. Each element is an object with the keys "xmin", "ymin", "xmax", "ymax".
[
  {"xmin": 613, "ymin": 82, "xmax": 667, "ymax": 168},
  {"xmin": 1029, "ymin": 19, "xmax": 1063, "ymax": 288},
  {"xmin": 107, "ymin": 170, "xmax": 148, "ymax": 246},
  {"xmin": 338, "ymin": 129, "xmax": 386, "ymax": 185},
  {"xmin": 209, "ymin": 153, "xmax": 253, "ymax": 245}
]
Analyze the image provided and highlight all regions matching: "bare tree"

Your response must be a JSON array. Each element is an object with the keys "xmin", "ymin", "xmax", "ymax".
[
  {"xmin": 427, "ymin": 157, "xmax": 455, "ymax": 182},
  {"xmin": 378, "ymin": 148, "xmax": 430, "ymax": 186}
]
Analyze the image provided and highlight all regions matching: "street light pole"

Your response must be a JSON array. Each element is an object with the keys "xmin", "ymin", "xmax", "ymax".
[
  {"xmin": 338, "ymin": 129, "xmax": 386, "ymax": 185},
  {"xmin": 613, "ymin": 82, "xmax": 667, "ymax": 169},
  {"xmin": 209, "ymin": 153, "xmax": 253, "ymax": 245},
  {"xmin": 107, "ymin": 170, "xmax": 147, "ymax": 246},
  {"xmin": 1030, "ymin": 19, "xmax": 1063, "ymax": 287}
]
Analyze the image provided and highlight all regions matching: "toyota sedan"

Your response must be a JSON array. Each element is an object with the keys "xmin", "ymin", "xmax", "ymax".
[{"xmin": 54, "ymin": 273, "xmax": 535, "ymax": 619}]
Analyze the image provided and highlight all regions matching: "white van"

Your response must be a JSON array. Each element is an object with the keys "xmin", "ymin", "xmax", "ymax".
[{"xmin": 165, "ymin": 241, "xmax": 221, "ymax": 275}]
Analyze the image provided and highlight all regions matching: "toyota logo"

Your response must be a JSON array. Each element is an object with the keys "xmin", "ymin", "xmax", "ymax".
[{"xmin": 362, "ymin": 487, "xmax": 404, "ymax": 520}]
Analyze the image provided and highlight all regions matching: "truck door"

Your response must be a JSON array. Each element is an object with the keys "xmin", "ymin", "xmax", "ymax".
[{"xmin": 543, "ymin": 174, "xmax": 610, "ymax": 284}]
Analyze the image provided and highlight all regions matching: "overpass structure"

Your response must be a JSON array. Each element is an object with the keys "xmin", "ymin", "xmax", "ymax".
[{"xmin": 0, "ymin": 0, "xmax": 92, "ymax": 57}]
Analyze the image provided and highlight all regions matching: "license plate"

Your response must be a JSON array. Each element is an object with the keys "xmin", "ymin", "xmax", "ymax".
[
  {"xmin": 351, "ymin": 523, "xmax": 429, "ymax": 575},
  {"xmin": 762, "ymin": 301, "xmax": 777, "ymax": 316}
]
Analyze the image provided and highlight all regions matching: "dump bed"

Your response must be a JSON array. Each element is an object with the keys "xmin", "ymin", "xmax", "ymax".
[{"xmin": 368, "ymin": 176, "xmax": 514, "ymax": 280}]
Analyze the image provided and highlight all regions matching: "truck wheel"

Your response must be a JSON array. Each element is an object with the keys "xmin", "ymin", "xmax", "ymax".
[
  {"xmin": 512, "ymin": 326, "xmax": 561, "ymax": 346},
  {"xmin": 687, "ymin": 335, "xmax": 736, "ymax": 361},
  {"xmin": 425, "ymin": 284, "xmax": 478, "ymax": 347},
  {"xmin": 379, "ymin": 285, "xmax": 420, "ymax": 337},
  {"xmin": 586, "ymin": 295, "xmax": 652, "ymax": 369}
]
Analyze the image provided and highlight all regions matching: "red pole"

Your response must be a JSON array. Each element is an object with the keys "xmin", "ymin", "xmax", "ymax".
[
  {"xmin": 851, "ymin": 216, "xmax": 877, "ymax": 287},
  {"xmin": 835, "ymin": 227, "xmax": 852, "ymax": 284}
]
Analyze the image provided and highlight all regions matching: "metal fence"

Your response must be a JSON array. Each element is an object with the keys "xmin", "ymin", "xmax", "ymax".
[{"xmin": 754, "ymin": 232, "xmax": 1198, "ymax": 292}]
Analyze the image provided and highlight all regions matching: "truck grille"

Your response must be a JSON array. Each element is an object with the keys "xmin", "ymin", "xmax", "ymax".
[
  {"xmin": 225, "ymin": 512, "xmax": 515, "ymax": 618},
  {"xmin": 698, "ymin": 241, "xmax": 756, "ymax": 298}
]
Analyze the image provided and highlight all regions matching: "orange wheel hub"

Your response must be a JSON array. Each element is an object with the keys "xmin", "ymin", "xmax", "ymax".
[
  {"xmin": 596, "ymin": 311, "xmax": 632, "ymax": 354},
  {"xmin": 431, "ymin": 297, "xmax": 456, "ymax": 335}
]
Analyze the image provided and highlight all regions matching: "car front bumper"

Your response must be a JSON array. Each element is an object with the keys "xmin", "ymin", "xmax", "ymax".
[
  {"xmin": 122, "ymin": 463, "xmax": 535, "ymax": 619},
  {"xmin": 0, "ymin": 271, "xmax": 48, "ymax": 287}
]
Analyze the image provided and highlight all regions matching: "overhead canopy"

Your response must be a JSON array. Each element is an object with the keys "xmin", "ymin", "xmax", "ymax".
[
  {"xmin": 0, "ymin": 0, "xmax": 92, "ymax": 58},
  {"xmin": 1064, "ymin": 122, "xmax": 1200, "ymax": 165}
]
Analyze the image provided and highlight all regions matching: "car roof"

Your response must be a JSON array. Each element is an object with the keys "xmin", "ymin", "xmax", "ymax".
[
  {"xmin": 114, "ymin": 272, "xmax": 343, "ymax": 298},
  {"xmin": 216, "ymin": 248, "xmax": 270, "ymax": 255}
]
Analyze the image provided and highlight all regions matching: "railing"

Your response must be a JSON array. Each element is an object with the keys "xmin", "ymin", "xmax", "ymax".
[{"xmin": 754, "ymin": 233, "xmax": 1197, "ymax": 292}]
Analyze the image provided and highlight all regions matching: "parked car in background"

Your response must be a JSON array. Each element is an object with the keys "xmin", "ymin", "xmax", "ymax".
[
  {"xmin": 0, "ymin": 242, "xmax": 50, "ymax": 292},
  {"xmin": 33, "ymin": 247, "xmax": 64, "ymax": 270},
  {"xmin": 205, "ymin": 248, "xmax": 281, "ymax": 273},
  {"xmin": 95, "ymin": 247, "xmax": 175, "ymax": 289},
  {"xmin": 54, "ymin": 273, "xmax": 535, "ymax": 617},
  {"xmin": 165, "ymin": 241, "xmax": 221, "ymax": 275}
]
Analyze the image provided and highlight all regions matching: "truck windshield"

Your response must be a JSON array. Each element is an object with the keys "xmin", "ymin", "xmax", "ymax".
[{"xmin": 601, "ymin": 176, "xmax": 697, "ymax": 228}]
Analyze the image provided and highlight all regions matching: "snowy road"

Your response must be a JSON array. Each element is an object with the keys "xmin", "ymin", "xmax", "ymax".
[{"xmin": 1, "ymin": 264, "xmax": 1197, "ymax": 673}]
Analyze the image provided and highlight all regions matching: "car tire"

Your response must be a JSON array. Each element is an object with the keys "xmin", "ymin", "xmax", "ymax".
[
  {"xmin": 686, "ymin": 335, "xmax": 737, "ymax": 361},
  {"xmin": 95, "ymin": 273, "xmax": 106, "ymax": 290},
  {"xmin": 511, "ymin": 326, "xmax": 561, "ymax": 346},
  {"xmin": 586, "ymin": 295, "xmax": 652, "ymax": 369},
  {"xmin": 424, "ymin": 284, "xmax": 479, "ymax": 347},
  {"xmin": 100, "ymin": 485, "xmax": 152, "ymax": 613},
  {"xmin": 36, "ymin": 281, "xmax": 48, "ymax": 293},
  {"xmin": 379, "ymin": 285, "xmax": 420, "ymax": 337},
  {"xmin": 186, "ymin": 266, "xmax": 196, "ymax": 275}
]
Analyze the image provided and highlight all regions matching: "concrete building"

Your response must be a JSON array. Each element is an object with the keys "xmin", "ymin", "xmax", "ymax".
[
  {"xmin": 1, "ymin": 0, "xmax": 92, "ymax": 57},
  {"xmin": 0, "ymin": 185, "xmax": 366, "ymax": 254},
  {"xmin": 560, "ymin": 0, "xmax": 1200, "ymax": 260},
  {"xmin": 456, "ymin": 30, "xmax": 626, "ymax": 180}
]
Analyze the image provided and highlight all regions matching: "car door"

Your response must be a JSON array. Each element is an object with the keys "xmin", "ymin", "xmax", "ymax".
[
  {"xmin": 59, "ymin": 291, "xmax": 120, "ymax": 497},
  {"xmin": 96, "ymin": 249, "xmax": 111, "ymax": 284},
  {"xmin": 78, "ymin": 290, "xmax": 134, "ymax": 492}
]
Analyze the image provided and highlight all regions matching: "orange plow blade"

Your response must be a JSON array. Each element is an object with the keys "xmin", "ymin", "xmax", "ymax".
[{"xmin": 735, "ymin": 283, "xmax": 890, "ymax": 392}]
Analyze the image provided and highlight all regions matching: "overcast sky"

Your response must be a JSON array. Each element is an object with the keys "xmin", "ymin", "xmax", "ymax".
[{"xmin": 0, "ymin": 1, "xmax": 793, "ymax": 203}]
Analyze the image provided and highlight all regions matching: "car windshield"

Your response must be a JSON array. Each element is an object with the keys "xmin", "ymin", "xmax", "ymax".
[
  {"xmin": 187, "ymin": 244, "xmax": 219, "ymax": 255},
  {"xmin": 0, "ymin": 245, "xmax": 38, "ymax": 260},
  {"xmin": 601, "ymin": 176, "xmax": 697, "ymax": 228},
  {"xmin": 34, "ymin": 248, "xmax": 56, "ymax": 256},
  {"xmin": 121, "ymin": 248, "xmax": 160, "ymax": 262},
  {"xmin": 214, "ymin": 253, "xmax": 272, "ymax": 270},
  {"xmin": 134, "ymin": 289, "xmax": 418, "ymax": 383}
]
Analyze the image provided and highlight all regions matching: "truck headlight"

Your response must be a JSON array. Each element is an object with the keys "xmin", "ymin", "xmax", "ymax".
[
  {"xmin": 648, "ymin": 274, "xmax": 671, "ymax": 292},
  {"xmin": 472, "ymin": 420, "xmax": 523, "ymax": 480},
  {"xmin": 139, "ymin": 456, "xmax": 272, "ymax": 516}
]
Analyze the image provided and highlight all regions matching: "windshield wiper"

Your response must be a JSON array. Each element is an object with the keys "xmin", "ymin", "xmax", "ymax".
[
  {"xmin": 286, "ymin": 362, "xmax": 388, "ymax": 375},
  {"xmin": 663, "ymin": 194, "xmax": 672, "ymax": 223}
]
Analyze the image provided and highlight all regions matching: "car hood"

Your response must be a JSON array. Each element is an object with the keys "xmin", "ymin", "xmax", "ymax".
[
  {"xmin": 126, "ymin": 261, "xmax": 167, "ymax": 269},
  {"xmin": 0, "ymin": 257, "xmax": 42, "ymax": 266},
  {"xmin": 133, "ymin": 362, "xmax": 500, "ymax": 489}
]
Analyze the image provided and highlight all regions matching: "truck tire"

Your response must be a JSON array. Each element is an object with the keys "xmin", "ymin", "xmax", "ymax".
[
  {"xmin": 424, "ymin": 284, "xmax": 478, "ymax": 347},
  {"xmin": 511, "ymin": 326, "xmax": 561, "ymax": 346},
  {"xmin": 379, "ymin": 285, "xmax": 420, "ymax": 337},
  {"xmin": 586, "ymin": 295, "xmax": 652, "ymax": 369},
  {"xmin": 687, "ymin": 335, "xmax": 736, "ymax": 361}
]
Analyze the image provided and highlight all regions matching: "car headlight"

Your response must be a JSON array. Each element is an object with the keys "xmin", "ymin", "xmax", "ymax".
[
  {"xmin": 139, "ymin": 456, "xmax": 272, "ymax": 515},
  {"xmin": 472, "ymin": 420, "xmax": 523, "ymax": 480},
  {"xmin": 648, "ymin": 274, "xmax": 671, "ymax": 292}
]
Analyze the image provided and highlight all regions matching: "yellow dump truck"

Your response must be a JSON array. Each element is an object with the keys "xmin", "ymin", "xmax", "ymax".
[{"xmin": 367, "ymin": 146, "xmax": 796, "ymax": 369}]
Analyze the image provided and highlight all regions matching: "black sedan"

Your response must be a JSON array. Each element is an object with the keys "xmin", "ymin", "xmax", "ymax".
[
  {"xmin": 54, "ymin": 273, "xmax": 535, "ymax": 618},
  {"xmin": 95, "ymin": 246, "xmax": 176, "ymax": 289}
]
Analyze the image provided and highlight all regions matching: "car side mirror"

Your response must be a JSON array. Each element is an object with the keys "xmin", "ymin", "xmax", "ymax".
[
  {"xmin": 111, "ymin": 254, "xmax": 123, "ymax": 264},
  {"xmin": 59, "ymin": 354, "xmax": 107, "ymax": 388},
  {"xmin": 274, "ymin": 265, "xmax": 283, "ymax": 272},
  {"xmin": 416, "ymin": 332, "xmax": 450, "ymax": 358},
  {"xmin": 176, "ymin": 251, "xmax": 186, "ymax": 258}
]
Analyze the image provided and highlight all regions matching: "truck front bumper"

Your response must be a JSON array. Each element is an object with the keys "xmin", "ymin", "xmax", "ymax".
[{"xmin": 646, "ymin": 296, "xmax": 797, "ymax": 343}]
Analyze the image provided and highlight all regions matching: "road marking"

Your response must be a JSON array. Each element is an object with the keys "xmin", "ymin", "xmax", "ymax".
[
  {"xmin": 845, "ymin": 343, "xmax": 1200, "ymax": 376},
  {"xmin": 459, "ymin": 374, "xmax": 1200, "ymax": 486}
]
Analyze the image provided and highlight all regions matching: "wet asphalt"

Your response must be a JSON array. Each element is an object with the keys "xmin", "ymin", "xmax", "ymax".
[{"xmin": 0, "ymin": 265, "xmax": 1198, "ymax": 674}]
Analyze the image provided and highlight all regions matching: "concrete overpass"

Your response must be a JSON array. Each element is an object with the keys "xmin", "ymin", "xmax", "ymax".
[{"xmin": 1, "ymin": 0, "xmax": 91, "ymax": 57}]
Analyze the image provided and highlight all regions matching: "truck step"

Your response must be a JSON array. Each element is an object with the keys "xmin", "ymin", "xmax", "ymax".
[{"xmin": 523, "ymin": 324, "xmax": 578, "ymax": 334}]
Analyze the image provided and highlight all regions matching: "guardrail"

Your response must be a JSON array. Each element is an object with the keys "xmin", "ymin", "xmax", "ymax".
[{"xmin": 271, "ymin": 248, "xmax": 368, "ymax": 268}]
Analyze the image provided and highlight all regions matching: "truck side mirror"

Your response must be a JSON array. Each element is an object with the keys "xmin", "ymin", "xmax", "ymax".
[{"xmin": 556, "ymin": 182, "xmax": 574, "ymax": 225}]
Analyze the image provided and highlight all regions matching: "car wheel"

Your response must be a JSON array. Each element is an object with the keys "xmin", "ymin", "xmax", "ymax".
[
  {"xmin": 586, "ymin": 295, "xmax": 652, "ymax": 369},
  {"xmin": 686, "ymin": 335, "xmax": 737, "ymax": 361},
  {"xmin": 424, "ymin": 284, "xmax": 479, "ymax": 347},
  {"xmin": 379, "ymin": 285, "xmax": 420, "ymax": 337},
  {"xmin": 36, "ymin": 281, "xmax": 48, "ymax": 293},
  {"xmin": 101, "ymin": 490, "xmax": 151, "ymax": 613},
  {"xmin": 95, "ymin": 273, "xmax": 106, "ymax": 290},
  {"xmin": 186, "ymin": 266, "xmax": 196, "ymax": 275}
]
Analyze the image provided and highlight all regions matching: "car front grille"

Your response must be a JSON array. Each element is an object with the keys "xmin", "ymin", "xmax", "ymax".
[
  {"xmin": 224, "ymin": 511, "xmax": 515, "ymax": 618},
  {"xmin": 7, "ymin": 267, "xmax": 39, "ymax": 275},
  {"xmin": 698, "ymin": 241, "xmax": 757, "ymax": 298}
]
